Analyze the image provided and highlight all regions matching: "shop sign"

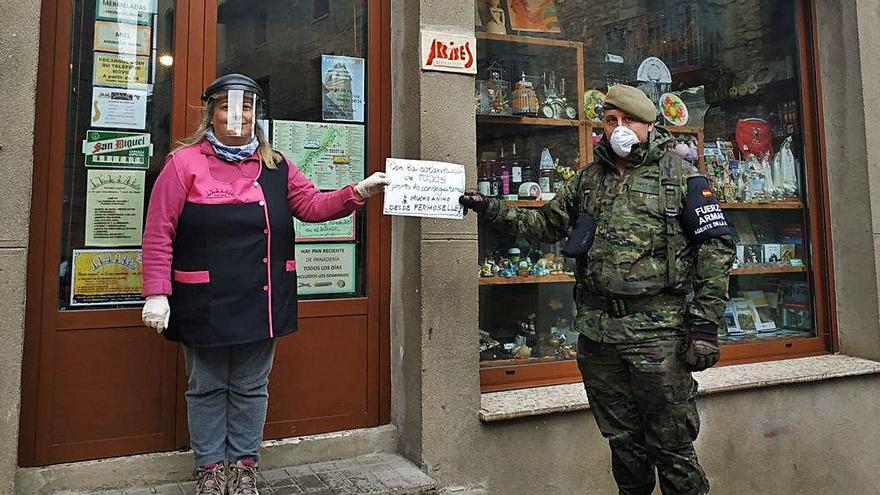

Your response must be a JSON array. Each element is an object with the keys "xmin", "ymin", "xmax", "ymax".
[
  {"xmin": 94, "ymin": 21, "xmax": 152, "ymax": 55},
  {"xmin": 295, "ymin": 214, "xmax": 356, "ymax": 242},
  {"xmin": 93, "ymin": 52, "xmax": 150, "ymax": 88},
  {"xmin": 295, "ymin": 243, "xmax": 357, "ymax": 296},
  {"xmin": 96, "ymin": 0, "xmax": 157, "ymax": 25},
  {"xmin": 420, "ymin": 30, "xmax": 476, "ymax": 74},
  {"xmin": 70, "ymin": 249, "xmax": 144, "ymax": 306},
  {"xmin": 91, "ymin": 87, "xmax": 148, "ymax": 130},
  {"xmin": 383, "ymin": 158, "xmax": 465, "ymax": 219},
  {"xmin": 85, "ymin": 169, "xmax": 145, "ymax": 247},
  {"xmin": 82, "ymin": 130, "xmax": 152, "ymax": 168}
]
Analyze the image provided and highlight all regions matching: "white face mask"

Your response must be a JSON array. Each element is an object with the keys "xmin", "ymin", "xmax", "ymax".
[{"xmin": 610, "ymin": 126, "xmax": 641, "ymax": 158}]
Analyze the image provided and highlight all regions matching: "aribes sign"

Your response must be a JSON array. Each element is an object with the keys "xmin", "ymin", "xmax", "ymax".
[{"xmin": 420, "ymin": 30, "xmax": 477, "ymax": 74}]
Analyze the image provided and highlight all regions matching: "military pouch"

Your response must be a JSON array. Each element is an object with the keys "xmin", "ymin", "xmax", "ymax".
[{"xmin": 561, "ymin": 213, "xmax": 597, "ymax": 258}]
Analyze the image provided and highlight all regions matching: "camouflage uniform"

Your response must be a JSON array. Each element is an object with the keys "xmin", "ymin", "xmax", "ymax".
[{"xmin": 483, "ymin": 129, "xmax": 735, "ymax": 495}]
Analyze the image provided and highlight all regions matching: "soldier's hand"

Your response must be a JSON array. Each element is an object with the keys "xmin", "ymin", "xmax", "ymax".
[
  {"xmin": 685, "ymin": 339, "xmax": 720, "ymax": 372},
  {"xmin": 459, "ymin": 189, "xmax": 489, "ymax": 215}
]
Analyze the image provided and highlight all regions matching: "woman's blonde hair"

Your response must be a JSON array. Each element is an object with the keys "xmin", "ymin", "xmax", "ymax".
[{"xmin": 172, "ymin": 96, "xmax": 280, "ymax": 168}]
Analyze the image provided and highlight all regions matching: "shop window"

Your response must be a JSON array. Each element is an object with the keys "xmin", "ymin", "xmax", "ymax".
[
  {"xmin": 217, "ymin": 0, "xmax": 369, "ymax": 300},
  {"xmin": 57, "ymin": 0, "xmax": 175, "ymax": 310},
  {"xmin": 475, "ymin": 0, "xmax": 830, "ymax": 391}
]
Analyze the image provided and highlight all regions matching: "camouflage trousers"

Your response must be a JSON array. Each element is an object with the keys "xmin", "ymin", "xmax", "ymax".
[{"xmin": 576, "ymin": 334, "xmax": 709, "ymax": 495}]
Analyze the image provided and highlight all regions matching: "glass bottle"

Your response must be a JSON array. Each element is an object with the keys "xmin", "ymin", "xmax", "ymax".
[
  {"xmin": 489, "ymin": 159, "xmax": 500, "ymax": 197},
  {"xmin": 510, "ymin": 143, "xmax": 522, "ymax": 191},
  {"xmin": 478, "ymin": 160, "xmax": 490, "ymax": 196},
  {"xmin": 498, "ymin": 146, "xmax": 511, "ymax": 197}
]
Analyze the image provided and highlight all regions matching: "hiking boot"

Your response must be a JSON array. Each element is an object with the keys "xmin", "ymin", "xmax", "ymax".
[
  {"xmin": 227, "ymin": 458, "xmax": 260, "ymax": 495},
  {"xmin": 195, "ymin": 463, "xmax": 226, "ymax": 495}
]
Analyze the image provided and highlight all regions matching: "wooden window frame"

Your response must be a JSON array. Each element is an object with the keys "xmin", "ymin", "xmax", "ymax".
[{"xmin": 479, "ymin": 0, "xmax": 836, "ymax": 393}]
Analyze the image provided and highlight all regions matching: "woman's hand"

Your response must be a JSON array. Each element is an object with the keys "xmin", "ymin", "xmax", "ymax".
[
  {"xmin": 142, "ymin": 295, "xmax": 171, "ymax": 334},
  {"xmin": 355, "ymin": 172, "xmax": 391, "ymax": 199}
]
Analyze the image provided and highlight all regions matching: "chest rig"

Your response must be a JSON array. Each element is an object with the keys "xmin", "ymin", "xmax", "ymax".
[{"xmin": 579, "ymin": 152, "xmax": 686, "ymax": 287}]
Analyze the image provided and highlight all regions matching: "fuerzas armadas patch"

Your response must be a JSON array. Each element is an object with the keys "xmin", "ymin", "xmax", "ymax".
[{"xmin": 680, "ymin": 176, "xmax": 731, "ymax": 243}]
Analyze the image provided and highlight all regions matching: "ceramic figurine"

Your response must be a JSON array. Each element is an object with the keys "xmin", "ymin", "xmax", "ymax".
[
  {"xmin": 507, "ymin": 247, "xmax": 521, "ymax": 265},
  {"xmin": 497, "ymin": 257, "xmax": 516, "ymax": 278},
  {"xmin": 485, "ymin": 0, "xmax": 507, "ymax": 35},
  {"xmin": 480, "ymin": 258, "xmax": 496, "ymax": 277},
  {"xmin": 517, "ymin": 259, "xmax": 531, "ymax": 277},
  {"xmin": 745, "ymin": 154, "xmax": 764, "ymax": 202},
  {"xmin": 560, "ymin": 345, "xmax": 578, "ymax": 360},
  {"xmin": 531, "ymin": 258, "xmax": 550, "ymax": 276},
  {"xmin": 779, "ymin": 136, "xmax": 798, "ymax": 197},
  {"xmin": 511, "ymin": 344, "xmax": 532, "ymax": 359}
]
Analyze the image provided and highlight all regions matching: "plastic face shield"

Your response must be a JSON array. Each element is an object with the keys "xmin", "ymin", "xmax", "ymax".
[{"xmin": 214, "ymin": 90, "xmax": 263, "ymax": 139}]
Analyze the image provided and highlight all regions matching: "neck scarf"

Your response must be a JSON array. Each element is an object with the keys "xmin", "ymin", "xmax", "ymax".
[{"xmin": 206, "ymin": 129, "xmax": 259, "ymax": 162}]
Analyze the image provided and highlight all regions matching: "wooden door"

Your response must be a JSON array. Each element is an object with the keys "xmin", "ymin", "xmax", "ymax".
[{"xmin": 20, "ymin": 0, "xmax": 391, "ymax": 467}]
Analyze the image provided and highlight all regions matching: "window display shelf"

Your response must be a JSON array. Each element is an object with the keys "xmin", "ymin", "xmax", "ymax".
[
  {"xmin": 480, "ymin": 356, "xmax": 565, "ymax": 368},
  {"xmin": 730, "ymin": 265, "xmax": 807, "ymax": 276},
  {"xmin": 479, "ymin": 274, "xmax": 576, "ymax": 286},
  {"xmin": 504, "ymin": 199, "xmax": 548, "ymax": 208},
  {"xmin": 476, "ymin": 114, "xmax": 582, "ymax": 127},
  {"xmin": 476, "ymin": 31, "xmax": 582, "ymax": 49},
  {"xmin": 720, "ymin": 200, "xmax": 803, "ymax": 209}
]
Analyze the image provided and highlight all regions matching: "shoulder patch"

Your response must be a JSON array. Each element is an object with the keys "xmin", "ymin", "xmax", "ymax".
[{"xmin": 680, "ymin": 176, "xmax": 731, "ymax": 243}]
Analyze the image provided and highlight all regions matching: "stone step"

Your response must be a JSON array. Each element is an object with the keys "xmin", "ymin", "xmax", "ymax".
[
  {"xmin": 438, "ymin": 487, "xmax": 488, "ymax": 495},
  {"xmin": 72, "ymin": 453, "xmax": 437, "ymax": 495}
]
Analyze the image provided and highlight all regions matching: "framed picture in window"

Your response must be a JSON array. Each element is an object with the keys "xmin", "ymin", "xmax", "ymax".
[{"xmin": 507, "ymin": 0, "xmax": 561, "ymax": 33}]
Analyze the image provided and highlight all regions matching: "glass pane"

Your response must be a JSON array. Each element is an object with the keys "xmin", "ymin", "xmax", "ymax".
[
  {"xmin": 59, "ymin": 0, "xmax": 175, "ymax": 310},
  {"xmin": 216, "ymin": 0, "xmax": 369, "ymax": 299},
  {"xmin": 476, "ymin": 0, "xmax": 817, "ymax": 365}
]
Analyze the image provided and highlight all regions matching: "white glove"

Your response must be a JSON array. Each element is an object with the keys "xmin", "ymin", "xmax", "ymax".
[
  {"xmin": 142, "ymin": 295, "xmax": 171, "ymax": 334},
  {"xmin": 355, "ymin": 172, "xmax": 390, "ymax": 199}
]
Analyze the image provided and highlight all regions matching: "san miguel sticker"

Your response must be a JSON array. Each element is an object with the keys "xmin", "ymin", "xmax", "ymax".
[
  {"xmin": 82, "ymin": 129, "xmax": 152, "ymax": 169},
  {"xmin": 420, "ymin": 30, "xmax": 476, "ymax": 74}
]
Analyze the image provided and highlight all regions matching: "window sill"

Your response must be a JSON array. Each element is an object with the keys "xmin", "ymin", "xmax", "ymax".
[{"xmin": 479, "ymin": 354, "xmax": 880, "ymax": 422}]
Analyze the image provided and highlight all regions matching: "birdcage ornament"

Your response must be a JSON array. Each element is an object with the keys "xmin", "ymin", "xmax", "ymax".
[{"xmin": 476, "ymin": 61, "xmax": 512, "ymax": 116}]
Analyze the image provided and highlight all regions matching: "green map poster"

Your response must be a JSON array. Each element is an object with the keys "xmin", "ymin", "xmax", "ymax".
[{"xmin": 272, "ymin": 120, "xmax": 365, "ymax": 190}]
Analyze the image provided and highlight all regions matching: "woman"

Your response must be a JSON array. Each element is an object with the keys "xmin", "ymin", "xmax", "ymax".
[{"xmin": 140, "ymin": 73, "xmax": 388, "ymax": 495}]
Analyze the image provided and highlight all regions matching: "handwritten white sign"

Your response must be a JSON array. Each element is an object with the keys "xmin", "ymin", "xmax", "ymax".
[{"xmin": 383, "ymin": 159, "xmax": 465, "ymax": 219}]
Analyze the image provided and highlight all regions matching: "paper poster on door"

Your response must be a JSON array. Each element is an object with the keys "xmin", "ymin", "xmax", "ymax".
[
  {"xmin": 95, "ymin": 0, "xmax": 157, "ymax": 25},
  {"xmin": 295, "ymin": 214, "xmax": 356, "ymax": 242},
  {"xmin": 70, "ymin": 249, "xmax": 144, "ymax": 306},
  {"xmin": 91, "ymin": 87, "xmax": 148, "ymax": 129},
  {"xmin": 82, "ymin": 130, "xmax": 152, "ymax": 168},
  {"xmin": 94, "ymin": 52, "xmax": 150, "ymax": 89},
  {"xmin": 295, "ymin": 243, "xmax": 356, "ymax": 296},
  {"xmin": 321, "ymin": 55, "xmax": 365, "ymax": 123},
  {"xmin": 85, "ymin": 169, "xmax": 145, "ymax": 246},
  {"xmin": 272, "ymin": 120, "xmax": 365, "ymax": 190},
  {"xmin": 94, "ymin": 21, "xmax": 151, "ymax": 55}
]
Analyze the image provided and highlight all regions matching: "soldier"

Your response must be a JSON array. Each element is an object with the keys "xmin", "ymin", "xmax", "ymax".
[{"xmin": 460, "ymin": 84, "xmax": 735, "ymax": 495}]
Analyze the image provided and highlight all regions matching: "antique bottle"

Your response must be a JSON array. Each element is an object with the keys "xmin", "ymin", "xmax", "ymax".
[{"xmin": 478, "ymin": 160, "xmax": 491, "ymax": 196}]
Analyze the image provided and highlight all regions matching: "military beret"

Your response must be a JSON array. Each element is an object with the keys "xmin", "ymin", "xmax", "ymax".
[{"xmin": 603, "ymin": 84, "xmax": 657, "ymax": 123}]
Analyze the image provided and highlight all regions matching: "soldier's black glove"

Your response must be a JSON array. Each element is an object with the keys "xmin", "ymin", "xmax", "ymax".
[
  {"xmin": 685, "ymin": 339, "xmax": 720, "ymax": 372},
  {"xmin": 459, "ymin": 189, "xmax": 489, "ymax": 215},
  {"xmin": 684, "ymin": 323, "xmax": 720, "ymax": 372}
]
